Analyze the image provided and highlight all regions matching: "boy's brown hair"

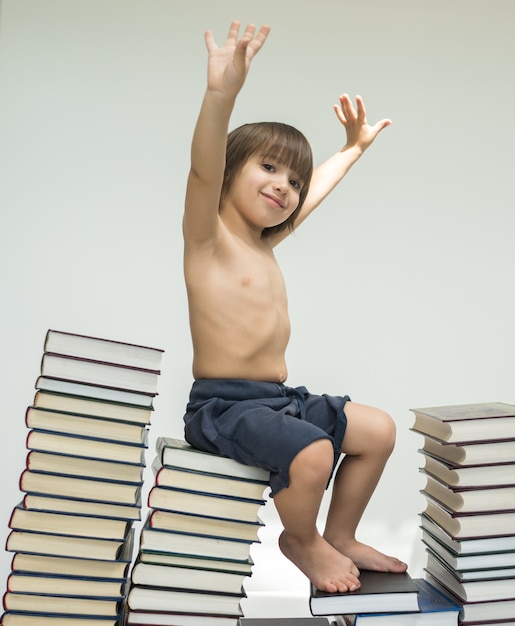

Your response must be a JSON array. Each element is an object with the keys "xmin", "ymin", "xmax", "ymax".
[{"xmin": 221, "ymin": 122, "xmax": 313, "ymax": 237}]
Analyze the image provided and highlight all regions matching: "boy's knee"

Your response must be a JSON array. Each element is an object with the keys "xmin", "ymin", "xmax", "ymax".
[
  {"xmin": 290, "ymin": 438, "xmax": 334, "ymax": 485},
  {"xmin": 373, "ymin": 409, "xmax": 396, "ymax": 455}
]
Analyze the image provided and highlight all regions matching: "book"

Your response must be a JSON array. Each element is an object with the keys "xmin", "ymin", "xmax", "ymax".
[
  {"xmin": 426, "ymin": 571, "xmax": 515, "ymax": 623},
  {"xmin": 6, "ymin": 529, "xmax": 130, "ymax": 560},
  {"xmin": 2, "ymin": 592, "xmax": 123, "ymax": 616},
  {"xmin": 309, "ymin": 569, "xmax": 420, "ymax": 616},
  {"xmin": 43, "ymin": 328, "xmax": 164, "ymax": 370},
  {"xmin": 410, "ymin": 402, "xmax": 515, "ymax": 443},
  {"xmin": 421, "ymin": 451, "xmax": 515, "ymax": 487},
  {"xmin": 421, "ymin": 433, "xmax": 515, "ymax": 466},
  {"xmin": 148, "ymin": 509, "xmax": 263, "ymax": 542},
  {"xmin": 25, "ymin": 406, "xmax": 149, "ymax": 445},
  {"xmin": 420, "ymin": 512, "xmax": 515, "ymax": 553},
  {"xmin": 130, "ymin": 561, "xmax": 247, "ymax": 594},
  {"xmin": 127, "ymin": 585, "xmax": 243, "ymax": 616},
  {"xmin": 423, "ymin": 496, "xmax": 515, "ymax": 537},
  {"xmin": 22, "ymin": 493, "xmax": 141, "ymax": 520},
  {"xmin": 422, "ymin": 526, "xmax": 515, "ymax": 570},
  {"xmin": 239, "ymin": 617, "xmax": 336, "ymax": 626},
  {"xmin": 424, "ymin": 550, "xmax": 515, "ymax": 602},
  {"xmin": 40, "ymin": 352, "xmax": 161, "ymax": 395},
  {"xmin": 9, "ymin": 504, "xmax": 132, "ymax": 540},
  {"xmin": 19, "ymin": 469, "xmax": 142, "ymax": 504},
  {"xmin": 152, "ymin": 459, "xmax": 268, "ymax": 501},
  {"xmin": 26, "ymin": 450, "xmax": 144, "ymax": 484},
  {"xmin": 36, "ymin": 376, "xmax": 155, "ymax": 407},
  {"xmin": 156, "ymin": 437, "xmax": 269, "ymax": 483},
  {"xmin": 6, "ymin": 572, "xmax": 126, "ymax": 597},
  {"xmin": 139, "ymin": 550, "xmax": 254, "ymax": 575},
  {"xmin": 339, "ymin": 577, "xmax": 460, "ymax": 625},
  {"xmin": 147, "ymin": 486, "xmax": 265, "ymax": 522},
  {"xmin": 425, "ymin": 548, "xmax": 515, "ymax": 581},
  {"xmin": 139, "ymin": 524, "xmax": 254, "ymax": 561},
  {"xmin": 422, "ymin": 473, "xmax": 515, "ymax": 513},
  {"xmin": 127, "ymin": 613, "xmax": 240, "ymax": 625},
  {"xmin": 26, "ymin": 429, "xmax": 146, "ymax": 464},
  {"xmin": 34, "ymin": 389, "xmax": 153, "ymax": 423},
  {"xmin": 11, "ymin": 552, "xmax": 131, "ymax": 580},
  {"xmin": 2, "ymin": 614, "xmax": 122, "ymax": 626}
]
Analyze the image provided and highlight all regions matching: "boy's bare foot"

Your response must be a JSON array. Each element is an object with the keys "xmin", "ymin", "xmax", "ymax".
[
  {"xmin": 279, "ymin": 530, "xmax": 361, "ymax": 593},
  {"xmin": 325, "ymin": 536, "xmax": 408, "ymax": 573}
]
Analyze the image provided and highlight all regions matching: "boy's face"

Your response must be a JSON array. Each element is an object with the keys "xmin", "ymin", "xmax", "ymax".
[{"xmin": 227, "ymin": 154, "xmax": 301, "ymax": 231}]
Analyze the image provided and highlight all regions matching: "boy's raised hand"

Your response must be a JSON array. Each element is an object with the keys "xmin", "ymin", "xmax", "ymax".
[
  {"xmin": 334, "ymin": 94, "xmax": 391, "ymax": 153},
  {"xmin": 205, "ymin": 20, "xmax": 270, "ymax": 98}
]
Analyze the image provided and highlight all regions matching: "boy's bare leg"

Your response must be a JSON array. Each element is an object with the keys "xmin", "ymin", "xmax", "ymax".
[
  {"xmin": 273, "ymin": 438, "xmax": 361, "ymax": 593},
  {"xmin": 323, "ymin": 401, "xmax": 408, "ymax": 573}
]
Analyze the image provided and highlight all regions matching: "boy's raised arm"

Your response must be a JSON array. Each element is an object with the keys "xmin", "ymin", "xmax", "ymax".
[
  {"xmin": 270, "ymin": 94, "xmax": 391, "ymax": 246},
  {"xmin": 183, "ymin": 21, "xmax": 270, "ymax": 247}
]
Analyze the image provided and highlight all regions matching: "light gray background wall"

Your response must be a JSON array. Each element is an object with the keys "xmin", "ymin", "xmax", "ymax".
[{"xmin": 1, "ymin": 0, "xmax": 514, "ymax": 616}]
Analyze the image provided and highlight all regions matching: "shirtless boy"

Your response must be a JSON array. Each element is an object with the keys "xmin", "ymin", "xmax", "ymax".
[{"xmin": 182, "ymin": 20, "xmax": 407, "ymax": 594}]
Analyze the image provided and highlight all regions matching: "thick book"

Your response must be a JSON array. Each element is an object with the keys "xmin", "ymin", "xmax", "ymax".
[
  {"xmin": 2, "ymin": 591, "xmax": 122, "ymax": 616},
  {"xmin": 420, "ymin": 433, "xmax": 515, "ymax": 466},
  {"xmin": 309, "ymin": 569, "xmax": 420, "ymax": 616},
  {"xmin": 36, "ymin": 376, "xmax": 155, "ymax": 407},
  {"xmin": 421, "ymin": 473, "xmax": 515, "ymax": 513},
  {"xmin": 147, "ymin": 486, "xmax": 265, "ymax": 522},
  {"xmin": 340, "ymin": 577, "xmax": 460, "ymax": 625},
  {"xmin": 1, "ymin": 614, "xmax": 122, "ymax": 626},
  {"xmin": 34, "ymin": 389, "xmax": 153, "ymax": 423},
  {"xmin": 421, "ymin": 527, "xmax": 515, "ymax": 571},
  {"xmin": 127, "ymin": 612, "xmax": 240, "ymax": 625},
  {"xmin": 410, "ymin": 402, "xmax": 515, "ymax": 443},
  {"xmin": 6, "ymin": 529, "xmax": 130, "ymax": 560},
  {"xmin": 127, "ymin": 585, "xmax": 243, "ymax": 616},
  {"xmin": 424, "ymin": 550, "xmax": 515, "ymax": 602},
  {"xmin": 27, "ymin": 429, "xmax": 146, "ymax": 464},
  {"xmin": 140, "ymin": 523, "xmax": 254, "ymax": 562},
  {"xmin": 22, "ymin": 492, "xmax": 141, "ymax": 520},
  {"xmin": 423, "ymin": 496, "xmax": 515, "ymax": 537},
  {"xmin": 130, "ymin": 560, "xmax": 247, "ymax": 594},
  {"xmin": 44, "ymin": 329, "xmax": 164, "ymax": 370},
  {"xmin": 425, "ymin": 547, "xmax": 515, "ymax": 581},
  {"xmin": 19, "ymin": 469, "xmax": 142, "ymax": 504},
  {"xmin": 6, "ymin": 572, "xmax": 126, "ymax": 598},
  {"xmin": 40, "ymin": 351, "xmax": 161, "ymax": 395},
  {"xmin": 152, "ymin": 458, "xmax": 269, "ymax": 501},
  {"xmin": 148, "ymin": 508, "xmax": 263, "ymax": 542},
  {"xmin": 26, "ymin": 450, "xmax": 144, "ymax": 484},
  {"xmin": 11, "ymin": 551, "xmax": 131, "ymax": 580},
  {"xmin": 420, "ymin": 451, "xmax": 515, "ymax": 488},
  {"xmin": 156, "ymin": 437, "xmax": 270, "ymax": 483},
  {"xmin": 9, "ymin": 504, "xmax": 132, "ymax": 540},
  {"xmin": 139, "ymin": 550, "xmax": 254, "ymax": 575},
  {"xmin": 420, "ymin": 512, "xmax": 515, "ymax": 554},
  {"xmin": 426, "ymin": 571, "xmax": 515, "ymax": 624},
  {"xmin": 25, "ymin": 406, "xmax": 149, "ymax": 446}
]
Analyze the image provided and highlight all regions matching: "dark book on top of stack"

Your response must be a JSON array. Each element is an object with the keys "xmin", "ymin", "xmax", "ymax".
[
  {"xmin": 126, "ymin": 437, "xmax": 270, "ymax": 626},
  {"xmin": 411, "ymin": 401, "xmax": 515, "ymax": 626},
  {"xmin": 2, "ymin": 329, "xmax": 163, "ymax": 626}
]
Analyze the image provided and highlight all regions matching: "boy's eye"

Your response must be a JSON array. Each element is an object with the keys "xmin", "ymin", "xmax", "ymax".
[
  {"xmin": 290, "ymin": 179, "xmax": 301, "ymax": 190},
  {"xmin": 262, "ymin": 163, "xmax": 275, "ymax": 172}
]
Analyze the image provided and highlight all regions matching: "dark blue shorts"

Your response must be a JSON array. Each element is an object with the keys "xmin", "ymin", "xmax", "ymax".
[{"xmin": 183, "ymin": 379, "xmax": 350, "ymax": 496}]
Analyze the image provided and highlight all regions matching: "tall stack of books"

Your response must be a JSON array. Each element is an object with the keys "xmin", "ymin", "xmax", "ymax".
[
  {"xmin": 126, "ymin": 437, "xmax": 270, "ymax": 626},
  {"xmin": 411, "ymin": 401, "xmax": 515, "ymax": 626},
  {"xmin": 2, "ymin": 329, "xmax": 164, "ymax": 626}
]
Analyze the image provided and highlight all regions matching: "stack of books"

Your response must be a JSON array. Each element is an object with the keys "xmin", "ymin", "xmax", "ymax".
[
  {"xmin": 126, "ymin": 437, "xmax": 270, "ymax": 626},
  {"xmin": 412, "ymin": 401, "xmax": 515, "ymax": 626},
  {"xmin": 2, "ymin": 329, "xmax": 164, "ymax": 626}
]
